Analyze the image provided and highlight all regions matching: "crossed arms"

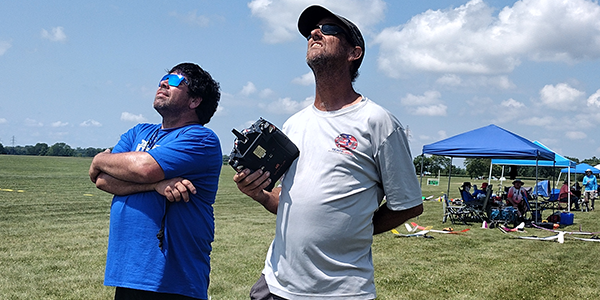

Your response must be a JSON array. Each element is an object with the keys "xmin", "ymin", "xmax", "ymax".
[{"xmin": 89, "ymin": 149, "xmax": 195, "ymax": 202}]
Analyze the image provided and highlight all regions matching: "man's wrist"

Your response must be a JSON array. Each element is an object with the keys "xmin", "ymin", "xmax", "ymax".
[{"xmin": 253, "ymin": 191, "xmax": 269, "ymax": 206}]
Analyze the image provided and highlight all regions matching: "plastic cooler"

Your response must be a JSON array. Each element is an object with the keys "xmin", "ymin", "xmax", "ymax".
[{"xmin": 560, "ymin": 212, "xmax": 574, "ymax": 225}]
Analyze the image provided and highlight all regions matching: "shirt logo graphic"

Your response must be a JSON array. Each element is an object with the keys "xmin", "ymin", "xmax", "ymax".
[{"xmin": 335, "ymin": 133, "xmax": 358, "ymax": 150}]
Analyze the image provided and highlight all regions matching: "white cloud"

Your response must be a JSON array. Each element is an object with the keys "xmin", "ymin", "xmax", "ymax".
[
  {"xmin": 240, "ymin": 82, "xmax": 257, "ymax": 96},
  {"xmin": 248, "ymin": 0, "xmax": 386, "ymax": 43},
  {"xmin": 492, "ymin": 98, "xmax": 529, "ymax": 124},
  {"xmin": 518, "ymin": 116, "xmax": 553, "ymax": 127},
  {"xmin": 0, "ymin": 118, "xmax": 7, "ymax": 124},
  {"xmin": 121, "ymin": 112, "xmax": 147, "ymax": 123},
  {"xmin": 24, "ymin": 118, "xmax": 43, "ymax": 127},
  {"xmin": 437, "ymin": 74, "xmax": 514, "ymax": 89},
  {"xmin": 259, "ymin": 97, "xmax": 313, "ymax": 114},
  {"xmin": 436, "ymin": 74, "xmax": 462, "ymax": 86},
  {"xmin": 0, "ymin": 40, "xmax": 11, "ymax": 56},
  {"xmin": 292, "ymin": 72, "xmax": 314, "ymax": 86},
  {"xmin": 418, "ymin": 134, "xmax": 431, "ymax": 141},
  {"xmin": 401, "ymin": 90, "xmax": 442, "ymax": 106},
  {"xmin": 484, "ymin": 76, "xmax": 515, "ymax": 90},
  {"xmin": 41, "ymin": 26, "xmax": 67, "ymax": 42},
  {"xmin": 170, "ymin": 10, "xmax": 211, "ymax": 27},
  {"xmin": 51, "ymin": 121, "xmax": 69, "ymax": 127},
  {"xmin": 259, "ymin": 88, "xmax": 275, "ymax": 98},
  {"xmin": 214, "ymin": 105, "xmax": 226, "ymax": 117},
  {"xmin": 465, "ymin": 97, "xmax": 493, "ymax": 113},
  {"xmin": 401, "ymin": 91, "xmax": 446, "ymax": 116},
  {"xmin": 437, "ymin": 130, "xmax": 448, "ymax": 140},
  {"xmin": 80, "ymin": 119, "xmax": 102, "ymax": 127},
  {"xmin": 539, "ymin": 83, "xmax": 584, "ymax": 109},
  {"xmin": 412, "ymin": 104, "xmax": 447, "ymax": 116},
  {"xmin": 587, "ymin": 89, "xmax": 600, "ymax": 108},
  {"xmin": 566, "ymin": 131, "xmax": 587, "ymax": 140},
  {"xmin": 240, "ymin": 82, "xmax": 275, "ymax": 98},
  {"xmin": 501, "ymin": 98, "xmax": 525, "ymax": 108},
  {"xmin": 374, "ymin": 0, "xmax": 600, "ymax": 77}
]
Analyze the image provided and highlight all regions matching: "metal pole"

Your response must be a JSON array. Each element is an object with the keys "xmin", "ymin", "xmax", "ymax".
[
  {"xmin": 446, "ymin": 157, "xmax": 453, "ymax": 198},
  {"xmin": 535, "ymin": 155, "xmax": 539, "ymax": 223},
  {"xmin": 419, "ymin": 153, "xmax": 425, "ymax": 187},
  {"xmin": 568, "ymin": 166, "xmax": 571, "ymax": 212},
  {"xmin": 488, "ymin": 160, "xmax": 493, "ymax": 185}
]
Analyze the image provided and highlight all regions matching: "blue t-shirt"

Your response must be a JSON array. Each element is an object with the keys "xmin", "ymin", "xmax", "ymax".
[
  {"xmin": 583, "ymin": 174, "xmax": 598, "ymax": 192},
  {"xmin": 104, "ymin": 123, "xmax": 222, "ymax": 299}
]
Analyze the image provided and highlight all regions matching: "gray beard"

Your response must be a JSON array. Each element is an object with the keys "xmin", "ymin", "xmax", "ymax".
[
  {"xmin": 307, "ymin": 53, "xmax": 328, "ymax": 72},
  {"xmin": 307, "ymin": 53, "xmax": 346, "ymax": 79}
]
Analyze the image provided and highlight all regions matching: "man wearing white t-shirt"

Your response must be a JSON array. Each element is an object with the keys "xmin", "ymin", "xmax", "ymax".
[{"xmin": 234, "ymin": 5, "xmax": 423, "ymax": 300}]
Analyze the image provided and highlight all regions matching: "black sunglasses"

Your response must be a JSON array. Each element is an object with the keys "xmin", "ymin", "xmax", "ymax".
[{"xmin": 306, "ymin": 24, "xmax": 348, "ymax": 41}]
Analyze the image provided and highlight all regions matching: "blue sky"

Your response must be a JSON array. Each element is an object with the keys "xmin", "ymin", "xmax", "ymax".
[{"xmin": 1, "ymin": 0, "xmax": 600, "ymax": 162}]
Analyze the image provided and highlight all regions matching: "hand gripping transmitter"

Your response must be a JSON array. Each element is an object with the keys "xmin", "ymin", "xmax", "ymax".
[{"xmin": 229, "ymin": 118, "xmax": 299, "ymax": 191}]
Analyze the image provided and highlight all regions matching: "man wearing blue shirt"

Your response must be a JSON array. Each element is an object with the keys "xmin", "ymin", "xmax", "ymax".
[
  {"xmin": 582, "ymin": 169, "xmax": 598, "ymax": 211},
  {"xmin": 90, "ymin": 62, "xmax": 221, "ymax": 300}
]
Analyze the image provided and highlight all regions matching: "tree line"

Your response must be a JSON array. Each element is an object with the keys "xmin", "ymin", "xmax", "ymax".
[
  {"xmin": 3, "ymin": 143, "xmax": 232, "ymax": 164},
  {"xmin": 0, "ymin": 142, "xmax": 105, "ymax": 157},
  {"xmin": 414, "ymin": 154, "xmax": 600, "ymax": 180},
  {"xmin": 3, "ymin": 141, "xmax": 599, "ymax": 175}
]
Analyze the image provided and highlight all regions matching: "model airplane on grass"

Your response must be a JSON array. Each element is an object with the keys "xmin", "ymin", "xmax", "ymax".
[
  {"xmin": 507, "ymin": 223, "xmax": 600, "ymax": 243},
  {"xmin": 408, "ymin": 222, "xmax": 470, "ymax": 234},
  {"xmin": 570, "ymin": 236, "xmax": 600, "ymax": 242},
  {"xmin": 531, "ymin": 223, "xmax": 600, "ymax": 236},
  {"xmin": 498, "ymin": 222, "xmax": 525, "ymax": 233},
  {"xmin": 517, "ymin": 231, "xmax": 566, "ymax": 243},
  {"xmin": 390, "ymin": 226, "xmax": 433, "ymax": 238}
]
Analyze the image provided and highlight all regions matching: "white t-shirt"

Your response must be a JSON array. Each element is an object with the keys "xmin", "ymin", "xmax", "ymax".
[{"xmin": 263, "ymin": 98, "xmax": 423, "ymax": 299}]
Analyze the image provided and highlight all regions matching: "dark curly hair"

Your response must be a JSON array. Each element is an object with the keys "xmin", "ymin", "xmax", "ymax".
[{"xmin": 168, "ymin": 62, "xmax": 220, "ymax": 125}]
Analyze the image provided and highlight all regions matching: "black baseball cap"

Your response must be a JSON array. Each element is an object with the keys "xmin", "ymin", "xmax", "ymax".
[{"xmin": 298, "ymin": 5, "xmax": 365, "ymax": 69}]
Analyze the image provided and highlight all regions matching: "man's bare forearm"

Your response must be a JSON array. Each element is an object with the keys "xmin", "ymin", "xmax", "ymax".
[
  {"xmin": 233, "ymin": 169, "xmax": 280, "ymax": 214},
  {"xmin": 254, "ymin": 187, "xmax": 281, "ymax": 214},
  {"xmin": 373, "ymin": 203, "xmax": 423, "ymax": 235},
  {"xmin": 90, "ymin": 151, "xmax": 164, "ymax": 184},
  {"xmin": 95, "ymin": 172, "xmax": 156, "ymax": 196}
]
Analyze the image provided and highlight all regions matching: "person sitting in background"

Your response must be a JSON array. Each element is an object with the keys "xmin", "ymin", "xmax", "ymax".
[
  {"xmin": 460, "ymin": 182, "xmax": 476, "ymax": 203},
  {"xmin": 473, "ymin": 182, "xmax": 488, "ymax": 200},
  {"xmin": 572, "ymin": 182, "xmax": 582, "ymax": 199},
  {"xmin": 506, "ymin": 179, "xmax": 527, "ymax": 217},
  {"xmin": 559, "ymin": 180, "xmax": 579, "ymax": 210}
]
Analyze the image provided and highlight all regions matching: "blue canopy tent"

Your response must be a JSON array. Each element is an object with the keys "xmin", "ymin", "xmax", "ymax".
[
  {"xmin": 422, "ymin": 125, "xmax": 555, "ymax": 160},
  {"xmin": 421, "ymin": 124, "xmax": 554, "ymax": 190},
  {"xmin": 491, "ymin": 141, "xmax": 575, "ymax": 168},
  {"xmin": 560, "ymin": 163, "xmax": 600, "ymax": 174},
  {"xmin": 421, "ymin": 124, "xmax": 555, "ymax": 223},
  {"xmin": 491, "ymin": 141, "xmax": 576, "ymax": 210}
]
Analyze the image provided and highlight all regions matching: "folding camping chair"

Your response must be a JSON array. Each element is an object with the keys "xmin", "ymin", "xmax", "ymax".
[
  {"xmin": 521, "ymin": 191, "xmax": 535, "ymax": 224},
  {"xmin": 535, "ymin": 180, "xmax": 561, "ymax": 212},
  {"xmin": 469, "ymin": 184, "xmax": 493, "ymax": 222},
  {"xmin": 443, "ymin": 185, "xmax": 493, "ymax": 225},
  {"xmin": 443, "ymin": 194, "xmax": 478, "ymax": 225}
]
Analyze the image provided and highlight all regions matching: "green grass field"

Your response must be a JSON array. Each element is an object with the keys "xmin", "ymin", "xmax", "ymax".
[{"xmin": 1, "ymin": 155, "xmax": 599, "ymax": 299}]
